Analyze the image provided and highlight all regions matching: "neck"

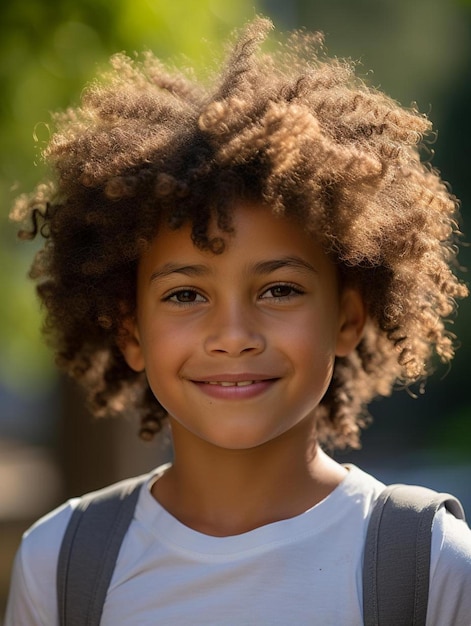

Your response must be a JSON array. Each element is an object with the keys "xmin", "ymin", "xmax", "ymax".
[{"xmin": 152, "ymin": 417, "xmax": 346, "ymax": 536}]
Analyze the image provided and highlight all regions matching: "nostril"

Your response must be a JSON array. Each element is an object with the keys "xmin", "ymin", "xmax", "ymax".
[{"xmin": 204, "ymin": 332, "xmax": 265, "ymax": 356}]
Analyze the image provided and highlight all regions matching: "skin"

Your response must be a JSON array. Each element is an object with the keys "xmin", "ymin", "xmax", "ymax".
[{"xmin": 122, "ymin": 203, "xmax": 365, "ymax": 536}]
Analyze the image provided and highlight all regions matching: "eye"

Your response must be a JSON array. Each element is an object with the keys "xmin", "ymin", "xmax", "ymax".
[
  {"xmin": 164, "ymin": 289, "xmax": 206, "ymax": 304},
  {"xmin": 260, "ymin": 283, "xmax": 304, "ymax": 300}
]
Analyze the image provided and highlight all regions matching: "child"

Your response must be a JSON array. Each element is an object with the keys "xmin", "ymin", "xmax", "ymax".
[{"xmin": 5, "ymin": 16, "xmax": 471, "ymax": 625}]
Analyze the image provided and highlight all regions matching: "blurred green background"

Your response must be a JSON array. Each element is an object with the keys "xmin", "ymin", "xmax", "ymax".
[{"xmin": 1, "ymin": 0, "xmax": 470, "ymax": 616}]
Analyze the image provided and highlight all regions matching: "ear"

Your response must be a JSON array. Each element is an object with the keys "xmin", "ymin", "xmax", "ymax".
[
  {"xmin": 335, "ymin": 288, "xmax": 366, "ymax": 357},
  {"xmin": 117, "ymin": 316, "xmax": 146, "ymax": 372}
]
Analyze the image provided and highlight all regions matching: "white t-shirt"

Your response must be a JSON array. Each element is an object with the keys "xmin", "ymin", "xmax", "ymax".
[{"xmin": 5, "ymin": 464, "xmax": 471, "ymax": 625}]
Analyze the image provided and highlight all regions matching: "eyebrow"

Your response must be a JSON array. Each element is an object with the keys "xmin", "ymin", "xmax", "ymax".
[
  {"xmin": 252, "ymin": 256, "xmax": 318, "ymax": 276},
  {"xmin": 149, "ymin": 255, "xmax": 318, "ymax": 283},
  {"xmin": 150, "ymin": 263, "xmax": 209, "ymax": 283}
]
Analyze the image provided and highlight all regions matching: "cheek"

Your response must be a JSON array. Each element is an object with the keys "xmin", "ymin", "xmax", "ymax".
[
  {"xmin": 138, "ymin": 319, "xmax": 193, "ymax": 392},
  {"xmin": 287, "ymin": 311, "xmax": 338, "ymax": 383},
  {"xmin": 286, "ymin": 307, "xmax": 340, "ymax": 354},
  {"xmin": 142, "ymin": 355, "xmax": 180, "ymax": 416}
]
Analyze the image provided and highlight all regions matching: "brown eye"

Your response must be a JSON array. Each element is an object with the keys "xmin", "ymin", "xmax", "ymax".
[
  {"xmin": 260, "ymin": 283, "xmax": 304, "ymax": 300},
  {"xmin": 166, "ymin": 289, "xmax": 205, "ymax": 304},
  {"xmin": 176, "ymin": 290, "xmax": 197, "ymax": 302},
  {"xmin": 270, "ymin": 285, "xmax": 293, "ymax": 298}
]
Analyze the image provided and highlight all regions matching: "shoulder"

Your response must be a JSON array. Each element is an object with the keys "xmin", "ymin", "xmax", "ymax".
[
  {"xmin": 427, "ymin": 507, "xmax": 471, "ymax": 625},
  {"xmin": 19, "ymin": 498, "xmax": 78, "ymax": 585},
  {"xmin": 6, "ymin": 469, "xmax": 158, "ymax": 625},
  {"xmin": 19, "ymin": 470, "xmax": 156, "ymax": 569},
  {"xmin": 351, "ymin": 471, "xmax": 471, "ymax": 625},
  {"xmin": 23, "ymin": 497, "xmax": 77, "ymax": 555},
  {"xmin": 339, "ymin": 464, "xmax": 385, "ymax": 513},
  {"xmin": 431, "ymin": 505, "xmax": 471, "ymax": 582},
  {"xmin": 5, "ymin": 498, "xmax": 78, "ymax": 625}
]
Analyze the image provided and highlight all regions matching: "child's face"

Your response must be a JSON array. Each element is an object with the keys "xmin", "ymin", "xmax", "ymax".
[{"xmin": 122, "ymin": 203, "xmax": 364, "ymax": 451}]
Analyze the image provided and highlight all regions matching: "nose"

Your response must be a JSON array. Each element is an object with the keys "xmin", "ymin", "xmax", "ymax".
[{"xmin": 204, "ymin": 300, "xmax": 266, "ymax": 357}]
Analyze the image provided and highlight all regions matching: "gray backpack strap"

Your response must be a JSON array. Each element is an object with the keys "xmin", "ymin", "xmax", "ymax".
[
  {"xmin": 363, "ymin": 484, "xmax": 465, "ymax": 626},
  {"xmin": 57, "ymin": 473, "xmax": 148, "ymax": 626}
]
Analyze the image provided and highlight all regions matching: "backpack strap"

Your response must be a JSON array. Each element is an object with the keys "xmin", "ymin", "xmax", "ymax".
[
  {"xmin": 57, "ymin": 473, "xmax": 149, "ymax": 626},
  {"xmin": 362, "ymin": 483, "xmax": 465, "ymax": 626}
]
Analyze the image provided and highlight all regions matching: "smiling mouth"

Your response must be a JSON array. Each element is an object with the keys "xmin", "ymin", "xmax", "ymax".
[
  {"xmin": 204, "ymin": 381, "xmax": 256, "ymax": 387},
  {"xmin": 191, "ymin": 377, "xmax": 278, "ymax": 399}
]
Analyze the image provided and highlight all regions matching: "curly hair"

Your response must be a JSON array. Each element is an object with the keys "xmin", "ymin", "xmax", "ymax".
[{"xmin": 11, "ymin": 17, "xmax": 468, "ymax": 449}]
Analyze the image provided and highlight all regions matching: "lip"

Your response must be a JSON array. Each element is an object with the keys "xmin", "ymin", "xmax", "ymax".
[
  {"xmin": 189, "ymin": 374, "xmax": 279, "ymax": 400},
  {"xmin": 191, "ymin": 373, "xmax": 278, "ymax": 383}
]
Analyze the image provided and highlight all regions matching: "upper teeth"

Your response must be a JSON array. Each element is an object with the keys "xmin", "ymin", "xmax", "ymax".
[{"xmin": 207, "ymin": 381, "xmax": 254, "ymax": 387}]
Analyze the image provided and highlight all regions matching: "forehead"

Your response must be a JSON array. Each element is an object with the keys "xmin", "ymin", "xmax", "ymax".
[
  {"xmin": 160, "ymin": 203, "xmax": 317, "ymax": 248},
  {"xmin": 139, "ymin": 202, "xmax": 337, "ymax": 279}
]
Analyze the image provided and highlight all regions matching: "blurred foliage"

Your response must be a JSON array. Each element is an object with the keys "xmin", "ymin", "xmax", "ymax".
[
  {"xmin": 1, "ymin": 0, "xmax": 470, "ymax": 456},
  {"xmin": 428, "ymin": 407, "xmax": 471, "ymax": 463}
]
